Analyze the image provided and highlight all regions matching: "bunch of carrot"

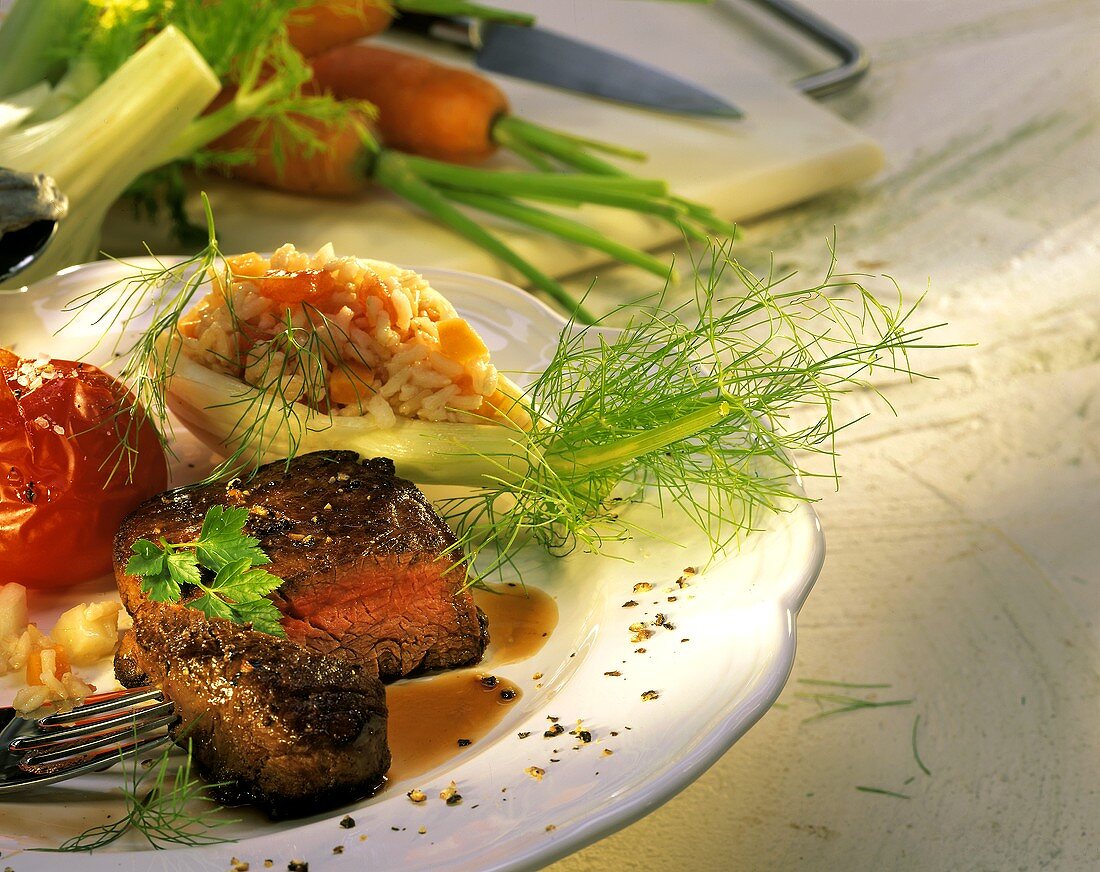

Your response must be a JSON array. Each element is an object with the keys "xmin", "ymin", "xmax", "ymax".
[{"xmin": 203, "ymin": 0, "xmax": 735, "ymax": 323}]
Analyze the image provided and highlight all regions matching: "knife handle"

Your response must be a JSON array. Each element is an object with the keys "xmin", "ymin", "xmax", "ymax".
[{"xmin": 392, "ymin": 12, "xmax": 481, "ymax": 50}]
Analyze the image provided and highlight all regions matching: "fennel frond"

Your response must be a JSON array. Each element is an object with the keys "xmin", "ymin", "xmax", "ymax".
[
  {"xmin": 62, "ymin": 195, "xmax": 229, "ymax": 477},
  {"xmin": 65, "ymin": 197, "xmax": 947, "ymax": 576},
  {"xmin": 39, "ymin": 737, "xmax": 236, "ymax": 852},
  {"xmin": 440, "ymin": 238, "xmax": 946, "ymax": 576}
]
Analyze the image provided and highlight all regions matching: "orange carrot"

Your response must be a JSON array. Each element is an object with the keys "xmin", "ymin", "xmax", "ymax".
[
  {"xmin": 202, "ymin": 53, "xmax": 725, "ymax": 323},
  {"xmin": 285, "ymin": 1, "xmax": 394, "ymax": 58},
  {"xmin": 328, "ymin": 362, "xmax": 375, "ymax": 405},
  {"xmin": 210, "ymin": 108, "xmax": 373, "ymax": 197},
  {"xmin": 437, "ymin": 317, "xmax": 489, "ymax": 363},
  {"xmin": 204, "ymin": 106, "xmax": 608, "ymax": 319},
  {"xmin": 312, "ymin": 43, "xmax": 508, "ymax": 165},
  {"xmin": 26, "ymin": 646, "xmax": 70, "ymax": 685}
]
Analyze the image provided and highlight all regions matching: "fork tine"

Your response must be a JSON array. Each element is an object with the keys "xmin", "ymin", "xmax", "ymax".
[
  {"xmin": 9, "ymin": 701, "xmax": 177, "ymax": 751},
  {"xmin": 36, "ymin": 688, "xmax": 165, "ymax": 726},
  {"xmin": 18, "ymin": 711, "xmax": 178, "ymax": 772},
  {"xmin": 15, "ymin": 731, "xmax": 175, "ymax": 783}
]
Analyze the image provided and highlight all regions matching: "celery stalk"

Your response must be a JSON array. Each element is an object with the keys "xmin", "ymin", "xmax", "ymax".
[{"xmin": 0, "ymin": 26, "xmax": 220, "ymax": 289}]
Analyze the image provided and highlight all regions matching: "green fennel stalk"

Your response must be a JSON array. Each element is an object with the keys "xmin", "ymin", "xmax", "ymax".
[
  {"xmin": 0, "ymin": 26, "xmax": 220, "ymax": 289},
  {"xmin": 438, "ymin": 242, "xmax": 945, "ymax": 576},
  {"xmin": 0, "ymin": 0, "xmax": 87, "ymax": 96},
  {"xmin": 66, "ymin": 203, "xmax": 947, "ymax": 577}
]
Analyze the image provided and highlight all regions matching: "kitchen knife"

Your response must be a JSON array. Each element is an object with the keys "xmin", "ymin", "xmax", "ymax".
[{"xmin": 392, "ymin": 13, "xmax": 743, "ymax": 118}]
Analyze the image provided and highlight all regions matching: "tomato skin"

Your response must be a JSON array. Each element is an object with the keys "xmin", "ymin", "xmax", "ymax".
[{"xmin": 0, "ymin": 353, "xmax": 167, "ymax": 588}]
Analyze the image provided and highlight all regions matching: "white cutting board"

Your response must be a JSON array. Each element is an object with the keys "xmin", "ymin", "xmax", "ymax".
[{"xmin": 100, "ymin": 1, "xmax": 882, "ymax": 287}]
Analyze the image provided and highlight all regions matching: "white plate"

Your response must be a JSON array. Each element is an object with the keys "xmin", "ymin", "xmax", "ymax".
[{"xmin": 0, "ymin": 261, "xmax": 824, "ymax": 870}]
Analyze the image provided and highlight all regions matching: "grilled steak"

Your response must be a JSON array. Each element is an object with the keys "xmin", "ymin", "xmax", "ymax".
[
  {"xmin": 114, "ymin": 450, "xmax": 488, "ymax": 680},
  {"xmin": 115, "ymin": 606, "xmax": 389, "ymax": 818}
]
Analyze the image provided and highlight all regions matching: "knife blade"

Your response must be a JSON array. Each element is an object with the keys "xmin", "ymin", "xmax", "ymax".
[{"xmin": 392, "ymin": 14, "xmax": 743, "ymax": 119}]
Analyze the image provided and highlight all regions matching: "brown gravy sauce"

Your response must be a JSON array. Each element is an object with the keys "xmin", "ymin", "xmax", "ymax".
[
  {"xmin": 474, "ymin": 581, "xmax": 559, "ymax": 666},
  {"xmin": 385, "ymin": 583, "xmax": 558, "ymax": 783}
]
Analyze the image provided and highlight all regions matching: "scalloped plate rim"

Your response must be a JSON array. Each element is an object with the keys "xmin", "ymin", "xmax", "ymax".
[{"xmin": 0, "ymin": 259, "xmax": 825, "ymax": 871}]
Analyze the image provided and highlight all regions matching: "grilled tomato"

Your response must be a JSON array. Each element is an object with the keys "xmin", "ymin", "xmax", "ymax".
[{"xmin": 0, "ymin": 350, "xmax": 167, "ymax": 588}]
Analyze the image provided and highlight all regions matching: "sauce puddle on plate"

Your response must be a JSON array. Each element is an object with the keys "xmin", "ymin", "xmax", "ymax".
[
  {"xmin": 386, "ymin": 583, "xmax": 557, "ymax": 782},
  {"xmin": 475, "ymin": 581, "xmax": 559, "ymax": 666}
]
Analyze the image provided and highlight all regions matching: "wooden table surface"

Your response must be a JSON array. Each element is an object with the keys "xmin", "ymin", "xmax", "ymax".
[{"xmin": 548, "ymin": 1, "xmax": 1100, "ymax": 869}]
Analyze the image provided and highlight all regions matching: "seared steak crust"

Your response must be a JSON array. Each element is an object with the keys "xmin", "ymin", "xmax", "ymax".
[
  {"xmin": 114, "ymin": 451, "xmax": 488, "ymax": 679},
  {"xmin": 116, "ymin": 606, "xmax": 389, "ymax": 818}
]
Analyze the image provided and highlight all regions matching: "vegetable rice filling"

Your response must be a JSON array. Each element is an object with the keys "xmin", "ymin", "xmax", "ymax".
[{"xmin": 178, "ymin": 243, "xmax": 529, "ymax": 428}]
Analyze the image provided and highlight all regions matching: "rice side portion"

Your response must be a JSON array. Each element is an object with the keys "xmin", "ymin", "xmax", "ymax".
[{"xmin": 178, "ymin": 244, "xmax": 529, "ymax": 428}]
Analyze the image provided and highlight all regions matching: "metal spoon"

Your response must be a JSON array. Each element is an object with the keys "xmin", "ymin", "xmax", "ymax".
[
  {"xmin": 0, "ymin": 168, "xmax": 67, "ymax": 286},
  {"xmin": 0, "ymin": 218, "xmax": 59, "ymax": 284}
]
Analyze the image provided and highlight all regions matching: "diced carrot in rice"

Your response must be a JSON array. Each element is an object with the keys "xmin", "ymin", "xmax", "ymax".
[
  {"xmin": 228, "ymin": 251, "xmax": 268, "ymax": 278},
  {"xmin": 328, "ymin": 361, "xmax": 375, "ymax": 406},
  {"xmin": 179, "ymin": 243, "xmax": 533, "ymax": 429},
  {"xmin": 437, "ymin": 317, "xmax": 490, "ymax": 365},
  {"xmin": 13, "ymin": 669, "xmax": 94, "ymax": 715},
  {"xmin": 25, "ymin": 645, "xmax": 70, "ymax": 686},
  {"xmin": 257, "ymin": 268, "xmax": 339, "ymax": 304}
]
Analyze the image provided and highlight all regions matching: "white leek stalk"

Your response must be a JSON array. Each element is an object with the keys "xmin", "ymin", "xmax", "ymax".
[
  {"xmin": 164, "ymin": 336, "xmax": 534, "ymax": 488},
  {"xmin": 0, "ymin": 26, "xmax": 220, "ymax": 289}
]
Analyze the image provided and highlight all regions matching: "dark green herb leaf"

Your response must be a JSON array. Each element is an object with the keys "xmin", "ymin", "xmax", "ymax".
[
  {"xmin": 209, "ymin": 560, "xmax": 284, "ymax": 603},
  {"xmin": 166, "ymin": 550, "xmax": 202, "ymax": 588},
  {"xmin": 124, "ymin": 504, "xmax": 285, "ymax": 635},
  {"xmin": 228, "ymin": 598, "xmax": 286, "ymax": 638},
  {"xmin": 206, "ymin": 556, "xmax": 251, "ymax": 589},
  {"xmin": 195, "ymin": 505, "xmax": 269, "ymax": 570},
  {"xmin": 198, "ymin": 504, "xmax": 248, "ymax": 541},
  {"xmin": 142, "ymin": 574, "xmax": 181, "ymax": 604},
  {"xmin": 187, "ymin": 592, "xmax": 235, "ymax": 622},
  {"xmin": 125, "ymin": 538, "xmax": 167, "ymax": 578}
]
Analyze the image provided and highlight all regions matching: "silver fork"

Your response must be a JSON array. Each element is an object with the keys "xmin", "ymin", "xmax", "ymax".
[{"xmin": 0, "ymin": 687, "xmax": 177, "ymax": 794}]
